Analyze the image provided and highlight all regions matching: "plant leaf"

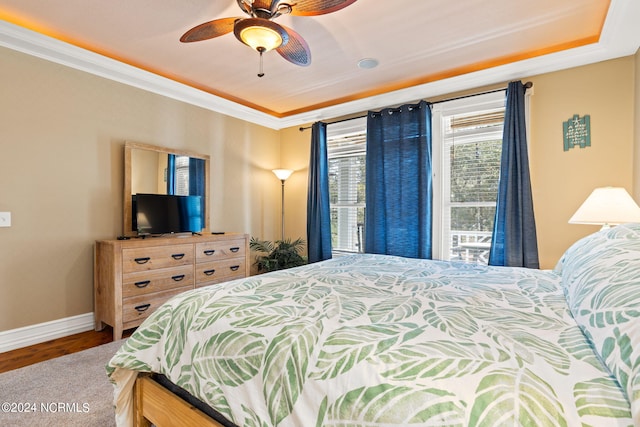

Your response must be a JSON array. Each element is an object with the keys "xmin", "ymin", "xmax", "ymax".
[
  {"xmin": 468, "ymin": 368, "xmax": 568, "ymax": 427},
  {"xmin": 323, "ymin": 384, "xmax": 466, "ymax": 426},
  {"xmin": 574, "ymin": 377, "xmax": 631, "ymax": 419},
  {"xmin": 191, "ymin": 330, "xmax": 266, "ymax": 387},
  {"xmin": 380, "ymin": 340, "xmax": 508, "ymax": 381},
  {"xmin": 423, "ymin": 303, "xmax": 479, "ymax": 338},
  {"xmin": 322, "ymin": 294, "xmax": 367, "ymax": 322},
  {"xmin": 368, "ymin": 296, "xmax": 422, "ymax": 323},
  {"xmin": 164, "ymin": 292, "xmax": 210, "ymax": 370},
  {"xmin": 311, "ymin": 323, "xmax": 418, "ymax": 380},
  {"xmin": 263, "ymin": 319, "xmax": 323, "ymax": 425}
]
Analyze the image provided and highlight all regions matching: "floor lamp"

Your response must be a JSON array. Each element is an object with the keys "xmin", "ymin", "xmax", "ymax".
[{"xmin": 272, "ymin": 169, "xmax": 293, "ymax": 241}]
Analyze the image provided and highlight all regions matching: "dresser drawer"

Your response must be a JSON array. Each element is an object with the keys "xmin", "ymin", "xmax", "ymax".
[
  {"xmin": 195, "ymin": 257, "xmax": 246, "ymax": 285},
  {"xmin": 123, "ymin": 244, "xmax": 194, "ymax": 273},
  {"xmin": 95, "ymin": 234, "xmax": 249, "ymax": 340},
  {"xmin": 196, "ymin": 239, "xmax": 246, "ymax": 262},
  {"xmin": 122, "ymin": 265, "xmax": 194, "ymax": 298},
  {"xmin": 122, "ymin": 287, "xmax": 189, "ymax": 324}
]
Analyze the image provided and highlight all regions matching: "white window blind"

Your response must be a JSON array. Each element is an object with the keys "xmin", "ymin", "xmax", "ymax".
[
  {"xmin": 328, "ymin": 118, "xmax": 367, "ymax": 253},
  {"xmin": 175, "ymin": 155, "xmax": 190, "ymax": 195},
  {"xmin": 438, "ymin": 103, "xmax": 504, "ymax": 264}
]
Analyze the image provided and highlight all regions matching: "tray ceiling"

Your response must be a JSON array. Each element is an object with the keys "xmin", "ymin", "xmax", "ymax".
[{"xmin": 1, "ymin": 0, "xmax": 639, "ymax": 128}]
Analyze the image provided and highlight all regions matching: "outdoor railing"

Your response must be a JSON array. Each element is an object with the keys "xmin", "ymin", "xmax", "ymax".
[
  {"xmin": 450, "ymin": 231, "xmax": 492, "ymax": 264},
  {"xmin": 332, "ymin": 228, "xmax": 492, "ymax": 265}
]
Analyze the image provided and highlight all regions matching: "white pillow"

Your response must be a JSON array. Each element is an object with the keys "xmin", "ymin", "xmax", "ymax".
[{"xmin": 561, "ymin": 223, "xmax": 640, "ymax": 421}]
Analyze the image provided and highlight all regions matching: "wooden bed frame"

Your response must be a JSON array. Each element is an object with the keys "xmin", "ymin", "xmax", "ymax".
[{"xmin": 133, "ymin": 375, "xmax": 225, "ymax": 427}]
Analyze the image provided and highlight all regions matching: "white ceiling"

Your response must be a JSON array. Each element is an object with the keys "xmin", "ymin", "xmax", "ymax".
[{"xmin": 1, "ymin": 0, "xmax": 639, "ymax": 129}]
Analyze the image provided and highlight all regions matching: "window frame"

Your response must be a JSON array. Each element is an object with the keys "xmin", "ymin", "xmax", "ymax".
[
  {"xmin": 431, "ymin": 91, "xmax": 507, "ymax": 261},
  {"xmin": 327, "ymin": 117, "xmax": 368, "ymax": 254}
]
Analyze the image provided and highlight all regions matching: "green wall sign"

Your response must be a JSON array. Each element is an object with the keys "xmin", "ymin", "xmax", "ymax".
[{"xmin": 563, "ymin": 114, "xmax": 591, "ymax": 151}]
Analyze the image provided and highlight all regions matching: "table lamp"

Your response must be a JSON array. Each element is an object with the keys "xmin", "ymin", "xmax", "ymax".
[{"xmin": 569, "ymin": 187, "xmax": 640, "ymax": 229}]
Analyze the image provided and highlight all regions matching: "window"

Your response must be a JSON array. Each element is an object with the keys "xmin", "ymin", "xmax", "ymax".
[
  {"xmin": 327, "ymin": 91, "xmax": 505, "ymax": 263},
  {"xmin": 432, "ymin": 91, "xmax": 505, "ymax": 263},
  {"xmin": 174, "ymin": 155, "xmax": 191, "ymax": 195},
  {"xmin": 327, "ymin": 117, "xmax": 367, "ymax": 253}
]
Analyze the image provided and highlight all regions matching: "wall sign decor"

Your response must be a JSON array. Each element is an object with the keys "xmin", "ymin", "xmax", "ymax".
[{"xmin": 563, "ymin": 114, "xmax": 591, "ymax": 151}]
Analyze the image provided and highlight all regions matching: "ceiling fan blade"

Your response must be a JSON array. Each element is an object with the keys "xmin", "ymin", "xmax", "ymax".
[
  {"xmin": 180, "ymin": 17, "xmax": 240, "ymax": 43},
  {"xmin": 276, "ymin": 26, "xmax": 311, "ymax": 66},
  {"xmin": 289, "ymin": 0, "xmax": 358, "ymax": 16}
]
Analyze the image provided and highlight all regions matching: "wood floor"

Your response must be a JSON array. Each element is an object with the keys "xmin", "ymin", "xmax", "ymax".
[{"xmin": 0, "ymin": 327, "xmax": 130, "ymax": 374}]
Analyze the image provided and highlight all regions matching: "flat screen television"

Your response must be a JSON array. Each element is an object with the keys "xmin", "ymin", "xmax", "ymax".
[{"xmin": 132, "ymin": 193, "xmax": 203, "ymax": 235}]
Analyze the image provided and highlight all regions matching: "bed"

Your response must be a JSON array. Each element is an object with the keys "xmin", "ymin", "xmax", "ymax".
[{"xmin": 107, "ymin": 223, "xmax": 640, "ymax": 426}]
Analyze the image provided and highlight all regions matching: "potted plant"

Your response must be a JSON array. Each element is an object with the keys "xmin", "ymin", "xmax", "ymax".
[{"xmin": 249, "ymin": 237, "xmax": 307, "ymax": 273}]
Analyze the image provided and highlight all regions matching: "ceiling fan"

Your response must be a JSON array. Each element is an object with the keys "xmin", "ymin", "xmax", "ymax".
[{"xmin": 180, "ymin": 0, "xmax": 358, "ymax": 77}]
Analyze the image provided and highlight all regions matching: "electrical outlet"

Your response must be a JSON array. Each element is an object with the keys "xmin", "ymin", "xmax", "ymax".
[{"xmin": 0, "ymin": 212, "xmax": 11, "ymax": 227}]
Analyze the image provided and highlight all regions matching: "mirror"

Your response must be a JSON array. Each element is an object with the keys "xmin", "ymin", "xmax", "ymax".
[{"xmin": 123, "ymin": 141, "xmax": 210, "ymax": 236}]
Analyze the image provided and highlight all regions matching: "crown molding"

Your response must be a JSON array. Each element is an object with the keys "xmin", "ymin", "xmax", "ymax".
[
  {"xmin": 0, "ymin": 20, "xmax": 283, "ymax": 129},
  {"xmin": 1, "ymin": 0, "xmax": 637, "ymax": 130}
]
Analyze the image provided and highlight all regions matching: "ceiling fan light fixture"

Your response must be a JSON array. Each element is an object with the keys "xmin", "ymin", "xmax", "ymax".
[
  {"xmin": 234, "ymin": 18, "xmax": 288, "ymax": 52},
  {"xmin": 241, "ymin": 26, "xmax": 281, "ymax": 50}
]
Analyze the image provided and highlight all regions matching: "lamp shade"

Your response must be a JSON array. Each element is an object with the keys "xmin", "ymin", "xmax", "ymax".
[
  {"xmin": 569, "ymin": 187, "xmax": 640, "ymax": 227},
  {"xmin": 272, "ymin": 169, "xmax": 293, "ymax": 181}
]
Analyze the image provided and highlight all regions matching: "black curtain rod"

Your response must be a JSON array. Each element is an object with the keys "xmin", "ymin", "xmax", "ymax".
[{"xmin": 299, "ymin": 81, "xmax": 533, "ymax": 131}]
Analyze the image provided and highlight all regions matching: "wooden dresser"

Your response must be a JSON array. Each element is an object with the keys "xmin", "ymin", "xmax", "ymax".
[{"xmin": 94, "ymin": 233, "xmax": 250, "ymax": 339}]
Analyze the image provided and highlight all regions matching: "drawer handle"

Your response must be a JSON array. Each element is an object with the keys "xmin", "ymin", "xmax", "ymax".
[
  {"xmin": 135, "ymin": 304, "xmax": 151, "ymax": 313},
  {"xmin": 134, "ymin": 280, "xmax": 151, "ymax": 288},
  {"xmin": 204, "ymin": 250, "xmax": 215, "ymax": 256},
  {"xmin": 230, "ymin": 265, "xmax": 240, "ymax": 271},
  {"xmin": 203, "ymin": 269, "xmax": 216, "ymax": 276},
  {"xmin": 229, "ymin": 247, "xmax": 240, "ymax": 253},
  {"xmin": 172, "ymin": 274, "xmax": 185, "ymax": 282},
  {"xmin": 134, "ymin": 257, "xmax": 150, "ymax": 264},
  {"xmin": 171, "ymin": 253, "xmax": 185, "ymax": 260}
]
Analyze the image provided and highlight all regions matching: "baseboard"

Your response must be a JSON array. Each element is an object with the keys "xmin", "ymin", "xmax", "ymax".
[{"xmin": 0, "ymin": 312, "xmax": 95, "ymax": 353}]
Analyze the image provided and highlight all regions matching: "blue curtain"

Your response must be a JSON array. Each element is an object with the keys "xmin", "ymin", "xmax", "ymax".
[
  {"xmin": 489, "ymin": 81, "xmax": 539, "ymax": 268},
  {"xmin": 189, "ymin": 158, "xmax": 205, "ymax": 195},
  {"xmin": 364, "ymin": 101, "xmax": 432, "ymax": 259},
  {"xmin": 189, "ymin": 157, "xmax": 206, "ymax": 230},
  {"xmin": 166, "ymin": 154, "xmax": 176, "ymax": 195},
  {"xmin": 307, "ymin": 122, "xmax": 332, "ymax": 263}
]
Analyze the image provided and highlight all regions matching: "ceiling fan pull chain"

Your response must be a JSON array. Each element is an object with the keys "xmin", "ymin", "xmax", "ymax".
[{"xmin": 258, "ymin": 46, "xmax": 265, "ymax": 77}]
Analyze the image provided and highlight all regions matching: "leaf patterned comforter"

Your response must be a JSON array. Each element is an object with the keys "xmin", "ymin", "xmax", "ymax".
[{"xmin": 108, "ymin": 253, "xmax": 633, "ymax": 426}]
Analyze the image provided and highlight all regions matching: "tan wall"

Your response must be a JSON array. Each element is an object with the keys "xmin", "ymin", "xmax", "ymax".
[
  {"xmin": 281, "ymin": 56, "xmax": 638, "ymax": 270},
  {"xmin": 635, "ymin": 49, "xmax": 640, "ymax": 200},
  {"xmin": 278, "ymin": 126, "xmax": 312, "ymax": 245},
  {"xmin": 0, "ymin": 46, "xmax": 282, "ymax": 331},
  {"xmin": 528, "ymin": 57, "xmax": 635, "ymax": 268}
]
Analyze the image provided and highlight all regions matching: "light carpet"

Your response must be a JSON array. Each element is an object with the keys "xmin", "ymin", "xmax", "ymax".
[{"xmin": 0, "ymin": 339, "xmax": 125, "ymax": 427}]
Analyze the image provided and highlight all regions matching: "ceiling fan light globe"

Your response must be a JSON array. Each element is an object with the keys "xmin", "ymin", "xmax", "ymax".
[
  {"xmin": 234, "ymin": 18, "xmax": 288, "ymax": 52},
  {"xmin": 240, "ymin": 26, "xmax": 282, "ymax": 51}
]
